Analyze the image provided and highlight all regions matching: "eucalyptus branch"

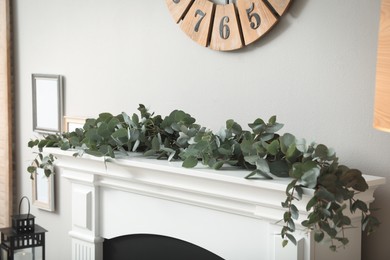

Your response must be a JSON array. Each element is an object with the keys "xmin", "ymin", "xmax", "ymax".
[{"xmin": 27, "ymin": 104, "xmax": 380, "ymax": 251}]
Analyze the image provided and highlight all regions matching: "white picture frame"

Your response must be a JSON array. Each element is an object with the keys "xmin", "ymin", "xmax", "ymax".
[
  {"xmin": 32, "ymin": 74, "xmax": 63, "ymax": 133},
  {"xmin": 63, "ymin": 116, "xmax": 86, "ymax": 132},
  {"xmin": 32, "ymin": 168, "xmax": 55, "ymax": 212}
]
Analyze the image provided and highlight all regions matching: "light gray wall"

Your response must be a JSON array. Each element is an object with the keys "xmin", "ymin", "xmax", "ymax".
[{"xmin": 13, "ymin": 0, "xmax": 389, "ymax": 259}]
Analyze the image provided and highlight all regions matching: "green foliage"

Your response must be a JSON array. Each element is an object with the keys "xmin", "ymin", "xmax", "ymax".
[{"xmin": 27, "ymin": 104, "xmax": 380, "ymax": 251}]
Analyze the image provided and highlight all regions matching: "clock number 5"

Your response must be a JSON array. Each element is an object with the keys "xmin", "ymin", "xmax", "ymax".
[
  {"xmin": 219, "ymin": 16, "xmax": 230, "ymax": 39},
  {"xmin": 194, "ymin": 9, "xmax": 206, "ymax": 32},
  {"xmin": 246, "ymin": 3, "xmax": 260, "ymax": 29}
]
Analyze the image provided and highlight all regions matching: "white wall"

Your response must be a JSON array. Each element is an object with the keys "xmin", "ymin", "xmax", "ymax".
[{"xmin": 12, "ymin": 0, "xmax": 389, "ymax": 259}]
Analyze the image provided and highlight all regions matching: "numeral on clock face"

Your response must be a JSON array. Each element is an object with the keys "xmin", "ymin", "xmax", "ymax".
[
  {"xmin": 219, "ymin": 16, "xmax": 230, "ymax": 39},
  {"xmin": 194, "ymin": 10, "xmax": 206, "ymax": 32},
  {"xmin": 246, "ymin": 3, "xmax": 260, "ymax": 29},
  {"xmin": 179, "ymin": 0, "xmax": 214, "ymax": 47}
]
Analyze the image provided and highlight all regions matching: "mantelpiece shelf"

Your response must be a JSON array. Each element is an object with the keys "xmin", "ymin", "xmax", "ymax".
[{"xmin": 45, "ymin": 148, "xmax": 385, "ymax": 260}]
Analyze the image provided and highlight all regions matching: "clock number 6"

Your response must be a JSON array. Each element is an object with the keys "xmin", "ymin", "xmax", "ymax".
[
  {"xmin": 172, "ymin": 0, "xmax": 180, "ymax": 3},
  {"xmin": 194, "ymin": 9, "xmax": 206, "ymax": 32},
  {"xmin": 219, "ymin": 16, "xmax": 230, "ymax": 39},
  {"xmin": 246, "ymin": 3, "xmax": 261, "ymax": 29}
]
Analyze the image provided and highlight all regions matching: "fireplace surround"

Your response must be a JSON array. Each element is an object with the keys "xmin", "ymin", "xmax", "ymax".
[
  {"xmin": 47, "ymin": 148, "xmax": 385, "ymax": 260},
  {"xmin": 103, "ymin": 234, "xmax": 224, "ymax": 259}
]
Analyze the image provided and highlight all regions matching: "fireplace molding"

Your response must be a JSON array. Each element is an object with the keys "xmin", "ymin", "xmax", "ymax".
[{"xmin": 47, "ymin": 148, "xmax": 385, "ymax": 260}]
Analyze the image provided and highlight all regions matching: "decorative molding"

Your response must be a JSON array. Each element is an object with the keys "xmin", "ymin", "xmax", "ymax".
[{"xmin": 49, "ymin": 148, "xmax": 385, "ymax": 260}]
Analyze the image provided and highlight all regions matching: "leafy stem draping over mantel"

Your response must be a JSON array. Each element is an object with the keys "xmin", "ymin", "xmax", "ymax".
[{"xmin": 28, "ymin": 104, "xmax": 379, "ymax": 251}]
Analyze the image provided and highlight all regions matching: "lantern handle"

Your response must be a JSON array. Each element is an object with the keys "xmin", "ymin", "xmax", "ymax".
[{"xmin": 18, "ymin": 196, "xmax": 31, "ymax": 219}]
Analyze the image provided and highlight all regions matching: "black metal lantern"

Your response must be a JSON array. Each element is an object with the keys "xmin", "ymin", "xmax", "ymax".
[{"xmin": 0, "ymin": 197, "xmax": 47, "ymax": 260}]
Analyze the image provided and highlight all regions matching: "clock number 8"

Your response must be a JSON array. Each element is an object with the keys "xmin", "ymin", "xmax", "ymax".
[
  {"xmin": 219, "ymin": 16, "xmax": 230, "ymax": 39},
  {"xmin": 246, "ymin": 3, "xmax": 261, "ymax": 29}
]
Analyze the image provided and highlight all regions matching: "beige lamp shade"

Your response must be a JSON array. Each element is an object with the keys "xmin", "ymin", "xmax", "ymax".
[{"xmin": 374, "ymin": 0, "xmax": 390, "ymax": 132}]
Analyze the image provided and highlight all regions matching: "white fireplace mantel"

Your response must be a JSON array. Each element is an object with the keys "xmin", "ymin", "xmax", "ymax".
[{"xmin": 47, "ymin": 148, "xmax": 385, "ymax": 260}]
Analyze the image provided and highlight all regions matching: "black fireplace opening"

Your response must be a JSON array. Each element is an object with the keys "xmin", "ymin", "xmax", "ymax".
[{"xmin": 103, "ymin": 234, "xmax": 225, "ymax": 260}]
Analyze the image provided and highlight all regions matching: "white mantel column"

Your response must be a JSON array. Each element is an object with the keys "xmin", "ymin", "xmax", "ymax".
[{"xmin": 64, "ymin": 168, "xmax": 104, "ymax": 260}]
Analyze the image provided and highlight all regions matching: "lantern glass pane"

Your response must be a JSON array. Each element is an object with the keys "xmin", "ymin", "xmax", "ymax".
[
  {"xmin": 1, "ymin": 247, "xmax": 8, "ymax": 260},
  {"xmin": 13, "ymin": 247, "xmax": 43, "ymax": 260}
]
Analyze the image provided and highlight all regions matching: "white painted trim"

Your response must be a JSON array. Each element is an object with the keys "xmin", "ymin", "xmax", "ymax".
[{"xmin": 48, "ymin": 148, "xmax": 385, "ymax": 260}]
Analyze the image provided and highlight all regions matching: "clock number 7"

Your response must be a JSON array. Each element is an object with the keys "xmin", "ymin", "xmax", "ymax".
[
  {"xmin": 246, "ymin": 3, "xmax": 261, "ymax": 29},
  {"xmin": 194, "ymin": 9, "xmax": 206, "ymax": 32}
]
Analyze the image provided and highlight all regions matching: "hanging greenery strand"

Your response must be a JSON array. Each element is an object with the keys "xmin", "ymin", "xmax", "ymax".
[{"xmin": 27, "ymin": 104, "xmax": 380, "ymax": 251}]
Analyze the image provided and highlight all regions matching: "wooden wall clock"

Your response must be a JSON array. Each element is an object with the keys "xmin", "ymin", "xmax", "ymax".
[{"xmin": 165, "ymin": 0, "xmax": 292, "ymax": 51}]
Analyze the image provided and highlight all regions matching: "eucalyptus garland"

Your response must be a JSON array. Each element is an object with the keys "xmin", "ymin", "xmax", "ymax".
[{"xmin": 28, "ymin": 104, "xmax": 379, "ymax": 251}]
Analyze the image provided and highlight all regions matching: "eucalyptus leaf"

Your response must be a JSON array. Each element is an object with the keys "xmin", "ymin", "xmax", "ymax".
[
  {"xmin": 266, "ymin": 139, "xmax": 280, "ymax": 156},
  {"xmin": 151, "ymin": 136, "xmax": 160, "ymax": 151},
  {"xmin": 268, "ymin": 115, "xmax": 277, "ymax": 125},
  {"xmin": 244, "ymin": 155, "xmax": 260, "ymax": 165},
  {"xmin": 182, "ymin": 156, "xmax": 198, "ymax": 168},
  {"xmin": 98, "ymin": 112, "xmax": 114, "ymax": 122},
  {"xmin": 144, "ymin": 149, "xmax": 157, "ymax": 157},
  {"xmin": 111, "ymin": 128, "xmax": 128, "ymax": 139},
  {"xmin": 245, "ymin": 169, "xmax": 273, "ymax": 180},
  {"xmin": 212, "ymin": 161, "xmax": 225, "ymax": 170},
  {"xmin": 265, "ymin": 123, "xmax": 284, "ymax": 134},
  {"xmin": 107, "ymin": 117, "xmax": 120, "ymax": 132},
  {"xmin": 255, "ymin": 158, "xmax": 271, "ymax": 173},
  {"xmin": 314, "ymin": 231, "xmax": 324, "ymax": 243},
  {"xmin": 27, "ymin": 166, "xmax": 36, "ymax": 174},
  {"xmin": 314, "ymin": 144, "xmax": 329, "ymax": 160},
  {"xmin": 316, "ymin": 187, "xmax": 336, "ymax": 202},
  {"xmin": 269, "ymin": 160, "xmax": 289, "ymax": 178},
  {"xmin": 132, "ymin": 139, "xmax": 140, "ymax": 152},
  {"xmin": 300, "ymin": 166, "xmax": 320, "ymax": 189},
  {"xmin": 352, "ymin": 199, "xmax": 368, "ymax": 213},
  {"xmin": 290, "ymin": 204, "xmax": 299, "ymax": 220},
  {"xmin": 280, "ymin": 133, "xmax": 295, "ymax": 154},
  {"xmin": 226, "ymin": 119, "xmax": 242, "ymax": 135},
  {"xmin": 85, "ymin": 149, "xmax": 104, "ymax": 157},
  {"xmin": 285, "ymin": 234, "xmax": 297, "ymax": 245}
]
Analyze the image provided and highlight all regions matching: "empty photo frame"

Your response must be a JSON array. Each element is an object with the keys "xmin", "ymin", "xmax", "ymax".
[
  {"xmin": 32, "ymin": 74, "xmax": 63, "ymax": 133},
  {"xmin": 32, "ymin": 167, "xmax": 55, "ymax": 212},
  {"xmin": 63, "ymin": 116, "xmax": 86, "ymax": 132}
]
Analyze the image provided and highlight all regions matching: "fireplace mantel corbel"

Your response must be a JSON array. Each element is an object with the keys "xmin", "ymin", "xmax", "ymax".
[{"xmin": 47, "ymin": 148, "xmax": 385, "ymax": 260}]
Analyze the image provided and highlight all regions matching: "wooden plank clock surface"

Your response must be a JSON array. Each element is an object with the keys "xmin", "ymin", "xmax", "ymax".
[
  {"xmin": 180, "ymin": 0, "xmax": 214, "ymax": 47},
  {"xmin": 166, "ymin": 0, "xmax": 292, "ymax": 51},
  {"xmin": 210, "ymin": 3, "xmax": 243, "ymax": 51}
]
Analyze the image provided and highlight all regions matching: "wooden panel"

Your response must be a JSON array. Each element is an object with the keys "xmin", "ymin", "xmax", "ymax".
[
  {"xmin": 0, "ymin": 0, "xmax": 12, "ymax": 227},
  {"xmin": 180, "ymin": 0, "xmax": 214, "ymax": 47},
  {"xmin": 374, "ymin": 0, "xmax": 390, "ymax": 132},
  {"xmin": 237, "ymin": 0, "xmax": 278, "ymax": 46},
  {"xmin": 210, "ymin": 4, "xmax": 243, "ymax": 51},
  {"xmin": 165, "ymin": 0, "xmax": 193, "ymax": 23},
  {"xmin": 267, "ymin": 0, "xmax": 292, "ymax": 16}
]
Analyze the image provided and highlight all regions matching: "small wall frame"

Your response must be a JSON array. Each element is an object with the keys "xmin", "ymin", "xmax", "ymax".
[
  {"xmin": 32, "ymin": 74, "xmax": 63, "ymax": 133},
  {"xmin": 32, "ymin": 168, "xmax": 55, "ymax": 212},
  {"xmin": 63, "ymin": 116, "xmax": 86, "ymax": 132}
]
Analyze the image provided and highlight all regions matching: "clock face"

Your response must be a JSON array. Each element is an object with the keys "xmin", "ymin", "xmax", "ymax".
[{"xmin": 166, "ymin": 0, "xmax": 292, "ymax": 51}]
